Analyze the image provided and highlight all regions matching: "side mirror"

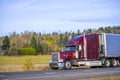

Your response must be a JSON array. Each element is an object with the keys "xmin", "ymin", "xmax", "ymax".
[{"xmin": 78, "ymin": 45, "xmax": 82, "ymax": 51}]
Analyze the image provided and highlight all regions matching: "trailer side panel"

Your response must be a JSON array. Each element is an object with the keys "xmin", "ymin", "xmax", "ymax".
[{"xmin": 105, "ymin": 33, "xmax": 120, "ymax": 57}]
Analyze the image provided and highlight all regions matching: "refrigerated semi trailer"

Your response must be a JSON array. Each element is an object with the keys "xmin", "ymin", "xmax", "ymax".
[{"xmin": 49, "ymin": 33, "xmax": 120, "ymax": 70}]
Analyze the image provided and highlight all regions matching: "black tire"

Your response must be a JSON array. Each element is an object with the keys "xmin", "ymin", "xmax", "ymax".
[
  {"xmin": 117, "ymin": 60, "xmax": 120, "ymax": 66},
  {"xmin": 64, "ymin": 60, "xmax": 72, "ymax": 70},
  {"xmin": 104, "ymin": 59, "xmax": 110, "ymax": 67},
  {"xmin": 110, "ymin": 59, "xmax": 117, "ymax": 67}
]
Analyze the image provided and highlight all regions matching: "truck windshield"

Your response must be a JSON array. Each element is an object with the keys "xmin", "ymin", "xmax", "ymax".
[{"xmin": 65, "ymin": 46, "xmax": 76, "ymax": 51}]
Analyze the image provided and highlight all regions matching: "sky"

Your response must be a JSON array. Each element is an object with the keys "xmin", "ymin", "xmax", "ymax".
[{"xmin": 0, "ymin": 0, "xmax": 120, "ymax": 36}]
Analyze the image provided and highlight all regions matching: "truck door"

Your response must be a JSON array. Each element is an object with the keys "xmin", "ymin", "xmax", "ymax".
[{"xmin": 87, "ymin": 34, "xmax": 99, "ymax": 60}]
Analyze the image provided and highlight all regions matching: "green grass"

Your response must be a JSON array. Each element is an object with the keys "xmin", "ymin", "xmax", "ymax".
[{"xmin": 0, "ymin": 55, "xmax": 51, "ymax": 65}]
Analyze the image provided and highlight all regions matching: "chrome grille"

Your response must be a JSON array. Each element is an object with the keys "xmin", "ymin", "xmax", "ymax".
[{"xmin": 52, "ymin": 52, "xmax": 58, "ymax": 62}]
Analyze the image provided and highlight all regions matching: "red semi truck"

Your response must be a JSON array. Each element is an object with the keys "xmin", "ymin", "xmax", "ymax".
[{"xmin": 49, "ymin": 33, "xmax": 120, "ymax": 70}]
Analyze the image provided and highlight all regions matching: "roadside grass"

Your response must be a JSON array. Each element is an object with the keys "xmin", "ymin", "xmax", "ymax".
[
  {"xmin": 0, "ymin": 55, "xmax": 51, "ymax": 72},
  {"xmin": 81, "ymin": 76, "xmax": 120, "ymax": 80},
  {"xmin": 0, "ymin": 55, "xmax": 51, "ymax": 65}
]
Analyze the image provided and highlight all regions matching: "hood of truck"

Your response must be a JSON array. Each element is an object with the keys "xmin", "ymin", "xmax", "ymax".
[{"xmin": 59, "ymin": 51, "xmax": 75, "ymax": 60}]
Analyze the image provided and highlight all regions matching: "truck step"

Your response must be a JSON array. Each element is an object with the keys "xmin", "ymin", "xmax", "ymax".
[{"xmin": 77, "ymin": 61, "xmax": 102, "ymax": 67}]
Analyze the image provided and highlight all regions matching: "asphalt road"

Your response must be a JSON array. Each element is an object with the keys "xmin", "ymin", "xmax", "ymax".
[{"xmin": 0, "ymin": 67, "xmax": 120, "ymax": 80}]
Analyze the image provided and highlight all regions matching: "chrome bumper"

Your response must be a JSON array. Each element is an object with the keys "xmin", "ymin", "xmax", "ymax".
[{"xmin": 49, "ymin": 62, "xmax": 64, "ymax": 68}]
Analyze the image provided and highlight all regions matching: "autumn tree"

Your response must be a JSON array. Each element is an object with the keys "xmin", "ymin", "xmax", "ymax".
[{"xmin": 0, "ymin": 25, "xmax": 120, "ymax": 55}]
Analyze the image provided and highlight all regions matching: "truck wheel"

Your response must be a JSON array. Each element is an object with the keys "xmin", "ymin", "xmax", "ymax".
[
  {"xmin": 64, "ymin": 60, "xmax": 72, "ymax": 70},
  {"xmin": 104, "ymin": 59, "xmax": 110, "ymax": 67},
  {"xmin": 110, "ymin": 59, "xmax": 117, "ymax": 67}
]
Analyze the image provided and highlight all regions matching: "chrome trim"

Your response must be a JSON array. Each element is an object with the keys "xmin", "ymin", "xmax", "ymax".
[{"xmin": 104, "ymin": 33, "xmax": 107, "ymax": 56}]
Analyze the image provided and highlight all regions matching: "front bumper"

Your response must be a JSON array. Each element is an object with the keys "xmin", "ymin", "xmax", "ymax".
[{"xmin": 49, "ymin": 62, "xmax": 64, "ymax": 68}]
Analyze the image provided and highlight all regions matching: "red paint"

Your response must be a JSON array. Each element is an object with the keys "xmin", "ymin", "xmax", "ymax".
[{"xmin": 59, "ymin": 34, "xmax": 99, "ymax": 62}]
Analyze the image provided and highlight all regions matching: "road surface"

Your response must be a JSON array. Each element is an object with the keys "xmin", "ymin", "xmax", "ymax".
[{"xmin": 0, "ymin": 67, "xmax": 120, "ymax": 80}]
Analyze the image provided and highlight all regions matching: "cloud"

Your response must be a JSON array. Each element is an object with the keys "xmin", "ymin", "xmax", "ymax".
[{"xmin": 0, "ymin": 0, "xmax": 120, "ymax": 35}]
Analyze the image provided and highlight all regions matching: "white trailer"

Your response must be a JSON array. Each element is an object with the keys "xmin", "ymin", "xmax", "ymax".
[{"xmin": 99, "ymin": 33, "xmax": 120, "ymax": 67}]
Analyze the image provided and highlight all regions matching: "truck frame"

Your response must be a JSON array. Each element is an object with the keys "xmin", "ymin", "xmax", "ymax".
[{"xmin": 49, "ymin": 33, "xmax": 120, "ymax": 70}]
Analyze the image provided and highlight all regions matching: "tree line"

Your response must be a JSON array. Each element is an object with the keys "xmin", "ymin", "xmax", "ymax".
[{"xmin": 0, "ymin": 26, "xmax": 120, "ymax": 55}]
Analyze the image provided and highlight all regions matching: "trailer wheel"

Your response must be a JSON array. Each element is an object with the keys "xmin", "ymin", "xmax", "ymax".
[
  {"xmin": 117, "ymin": 60, "xmax": 120, "ymax": 66},
  {"xmin": 64, "ymin": 60, "xmax": 72, "ymax": 70},
  {"xmin": 104, "ymin": 59, "xmax": 110, "ymax": 67},
  {"xmin": 110, "ymin": 59, "xmax": 117, "ymax": 67}
]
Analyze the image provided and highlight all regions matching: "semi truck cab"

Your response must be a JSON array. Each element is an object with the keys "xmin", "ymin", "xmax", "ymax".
[{"xmin": 49, "ymin": 33, "xmax": 120, "ymax": 70}]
